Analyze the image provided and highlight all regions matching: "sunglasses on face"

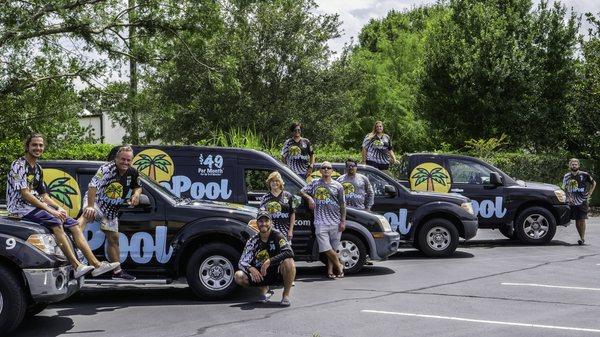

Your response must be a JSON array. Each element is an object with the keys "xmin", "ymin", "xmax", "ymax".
[
  {"xmin": 321, "ymin": 166, "xmax": 332, "ymax": 170},
  {"xmin": 346, "ymin": 163, "xmax": 357, "ymax": 168},
  {"xmin": 293, "ymin": 128, "xmax": 301, "ymax": 132}
]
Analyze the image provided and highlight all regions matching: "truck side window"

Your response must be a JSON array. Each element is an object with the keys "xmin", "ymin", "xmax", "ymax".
[
  {"xmin": 448, "ymin": 159, "xmax": 492, "ymax": 185},
  {"xmin": 244, "ymin": 169, "xmax": 301, "ymax": 204},
  {"xmin": 362, "ymin": 171, "xmax": 391, "ymax": 197}
]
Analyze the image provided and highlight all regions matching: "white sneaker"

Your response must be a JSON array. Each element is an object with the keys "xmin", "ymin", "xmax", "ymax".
[
  {"xmin": 74, "ymin": 265, "xmax": 94, "ymax": 278},
  {"xmin": 92, "ymin": 261, "xmax": 120, "ymax": 277}
]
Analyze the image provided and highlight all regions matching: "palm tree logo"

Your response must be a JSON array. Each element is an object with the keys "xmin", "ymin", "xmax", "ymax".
[
  {"xmin": 410, "ymin": 163, "xmax": 451, "ymax": 193},
  {"xmin": 315, "ymin": 186, "xmax": 330, "ymax": 201},
  {"xmin": 43, "ymin": 169, "xmax": 82, "ymax": 218},
  {"xmin": 266, "ymin": 201, "xmax": 282, "ymax": 214},
  {"xmin": 105, "ymin": 182, "xmax": 124, "ymax": 200},
  {"xmin": 342, "ymin": 182, "xmax": 355, "ymax": 195},
  {"xmin": 133, "ymin": 149, "xmax": 174, "ymax": 183},
  {"xmin": 47, "ymin": 177, "xmax": 78, "ymax": 208}
]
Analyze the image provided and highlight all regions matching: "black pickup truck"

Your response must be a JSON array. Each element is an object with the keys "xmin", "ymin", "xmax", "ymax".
[
  {"xmin": 397, "ymin": 153, "xmax": 571, "ymax": 244},
  {"xmin": 39, "ymin": 146, "xmax": 398, "ymax": 298},
  {"xmin": 0, "ymin": 215, "xmax": 83, "ymax": 334},
  {"xmin": 312, "ymin": 163, "xmax": 479, "ymax": 256}
]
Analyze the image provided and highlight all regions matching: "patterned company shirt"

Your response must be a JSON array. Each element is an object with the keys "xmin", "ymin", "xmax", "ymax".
[
  {"xmin": 301, "ymin": 178, "xmax": 345, "ymax": 230},
  {"xmin": 87, "ymin": 161, "xmax": 141, "ymax": 220},
  {"xmin": 6, "ymin": 157, "xmax": 46, "ymax": 216}
]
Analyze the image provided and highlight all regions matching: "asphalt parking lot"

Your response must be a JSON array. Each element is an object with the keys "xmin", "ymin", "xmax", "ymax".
[{"xmin": 12, "ymin": 218, "xmax": 600, "ymax": 337}]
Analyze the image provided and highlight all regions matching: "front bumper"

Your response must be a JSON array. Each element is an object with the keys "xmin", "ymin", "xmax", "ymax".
[
  {"xmin": 372, "ymin": 231, "xmax": 400, "ymax": 260},
  {"xmin": 462, "ymin": 219, "xmax": 479, "ymax": 240},
  {"xmin": 553, "ymin": 204, "xmax": 571, "ymax": 226},
  {"xmin": 23, "ymin": 266, "xmax": 83, "ymax": 303}
]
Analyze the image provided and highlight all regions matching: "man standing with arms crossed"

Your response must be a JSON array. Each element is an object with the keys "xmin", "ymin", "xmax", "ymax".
[
  {"xmin": 82, "ymin": 146, "xmax": 142, "ymax": 280},
  {"xmin": 337, "ymin": 159, "xmax": 374, "ymax": 211},
  {"xmin": 300, "ymin": 161, "xmax": 346, "ymax": 278},
  {"xmin": 563, "ymin": 158, "xmax": 596, "ymax": 245}
]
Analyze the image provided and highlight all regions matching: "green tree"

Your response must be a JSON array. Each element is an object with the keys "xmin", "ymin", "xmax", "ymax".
[{"xmin": 419, "ymin": 0, "xmax": 579, "ymax": 151}]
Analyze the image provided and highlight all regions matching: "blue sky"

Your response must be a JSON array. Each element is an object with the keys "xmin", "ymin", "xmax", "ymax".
[{"xmin": 315, "ymin": 0, "xmax": 600, "ymax": 56}]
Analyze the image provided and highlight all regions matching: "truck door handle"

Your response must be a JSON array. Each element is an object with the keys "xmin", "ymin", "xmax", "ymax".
[{"xmin": 451, "ymin": 188, "xmax": 464, "ymax": 193}]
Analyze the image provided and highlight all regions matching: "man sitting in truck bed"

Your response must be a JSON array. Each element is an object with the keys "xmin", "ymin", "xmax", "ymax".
[{"xmin": 6, "ymin": 133, "xmax": 119, "ymax": 278}]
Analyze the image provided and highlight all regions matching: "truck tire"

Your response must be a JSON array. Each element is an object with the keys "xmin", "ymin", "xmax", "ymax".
[
  {"xmin": 186, "ymin": 243, "xmax": 239, "ymax": 299},
  {"xmin": 25, "ymin": 302, "xmax": 49, "ymax": 317},
  {"xmin": 498, "ymin": 226, "xmax": 518, "ymax": 240},
  {"xmin": 337, "ymin": 233, "xmax": 367, "ymax": 275},
  {"xmin": 417, "ymin": 218, "xmax": 459, "ymax": 257},
  {"xmin": 515, "ymin": 206, "xmax": 556, "ymax": 244},
  {"xmin": 318, "ymin": 233, "xmax": 368, "ymax": 275},
  {"xmin": 0, "ymin": 264, "xmax": 27, "ymax": 334}
]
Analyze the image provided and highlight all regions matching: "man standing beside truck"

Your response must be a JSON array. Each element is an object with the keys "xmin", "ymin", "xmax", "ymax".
[
  {"xmin": 563, "ymin": 158, "xmax": 596, "ymax": 245},
  {"xmin": 337, "ymin": 159, "xmax": 374, "ymax": 211},
  {"xmin": 82, "ymin": 146, "xmax": 142, "ymax": 280},
  {"xmin": 300, "ymin": 161, "xmax": 346, "ymax": 278}
]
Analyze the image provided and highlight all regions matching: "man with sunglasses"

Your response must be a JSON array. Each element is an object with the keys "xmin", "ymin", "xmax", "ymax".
[
  {"xmin": 300, "ymin": 161, "xmax": 345, "ymax": 278},
  {"xmin": 281, "ymin": 122, "xmax": 315, "ymax": 179},
  {"xmin": 337, "ymin": 159, "xmax": 374, "ymax": 211}
]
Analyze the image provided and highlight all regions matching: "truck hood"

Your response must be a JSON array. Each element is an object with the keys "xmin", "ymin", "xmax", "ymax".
[
  {"xmin": 179, "ymin": 200, "xmax": 258, "ymax": 220},
  {"xmin": 410, "ymin": 191, "xmax": 470, "ymax": 204},
  {"xmin": 512, "ymin": 180, "xmax": 561, "ymax": 192},
  {"xmin": 0, "ymin": 217, "xmax": 49, "ymax": 240}
]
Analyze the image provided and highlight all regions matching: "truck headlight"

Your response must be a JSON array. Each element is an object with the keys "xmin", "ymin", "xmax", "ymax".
[
  {"xmin": 554, "ymin": 190, "xmax": 566, "ymax": 203},
  {"xmin": 26, "ymin": 234, "xmax": 66, "ymax": 259},
  {"xmin": 376, "ymin": 215, "xmax": 392, "ymax": 232},
  {"xmin": 461, "ymin": 202, "xmax": 474, "ymax": 215}
]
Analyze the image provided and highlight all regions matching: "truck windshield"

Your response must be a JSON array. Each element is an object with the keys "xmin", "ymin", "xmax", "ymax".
[{"xmin": 139, "ymin": 174, "xmax": 178, "ymax": 203}]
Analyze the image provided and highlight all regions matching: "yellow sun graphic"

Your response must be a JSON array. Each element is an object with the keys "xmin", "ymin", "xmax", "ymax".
[
  {"xmin": 315, "ymin": 186, "xmax": 330, "ymax": 201},
  {"xmin": 132, "ymin": 149, "xmax": 174, "ymax": 183},
  {"xmin": 43, "ymin": 169, "xmax": 82, "ymax": 218},
  {"xmin": 289, "ymin": 146, "xmax": 302, "ymax": 156},
  {"xmin": 105, "ymin": 182, "xmax": 124, "ymax": 200},
  {"xmin": 342, "ymin": 182, "xmax": 355, "ymax": 195},
  {"xmin": 256, "ymin": 249, "xmax": 269, "ymax": 262},
  {"xmin": 266, "ymin": 201, "xmax": 282, "ymax": 214},
  {"xmin": 410, "ymin": 162, "xmax": 451, "ymax": 193}
]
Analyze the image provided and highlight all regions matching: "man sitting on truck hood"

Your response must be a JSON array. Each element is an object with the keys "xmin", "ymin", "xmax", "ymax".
[
  {"xmin": 6, "ymin": 133, "xmax": 119, "ymax": 278},
  {"xmin": 235, "ymin": 210, "xmax": 296, "ymax": 306}
]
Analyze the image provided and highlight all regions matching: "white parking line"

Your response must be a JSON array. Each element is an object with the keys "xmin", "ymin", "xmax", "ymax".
[
  {"xmin": 501, "ymin": 282, "xmax": 600, "ymax": 291},
  {"xmin": 362, "ymin": 310, "xmax": 600, "ymax": 333}
]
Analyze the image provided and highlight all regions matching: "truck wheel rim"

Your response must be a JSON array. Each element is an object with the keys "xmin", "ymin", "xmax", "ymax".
[
  {"xmin": 426, "ymin": 226, "xmax": 451, "ymax": 251},
  {"xmin": 523, "ymin": 214, "xmax": 549, "ymax": 240},
  {"xmin": 336, "ymin": 240, "xmax": 360, "ymax": 270},
  {"xmin": 199, "ymin": 255, "xmax": 234, "ymax": 291}
]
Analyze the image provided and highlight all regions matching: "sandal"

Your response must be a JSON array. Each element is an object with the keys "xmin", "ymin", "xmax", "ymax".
[
  {"xmin": 336, "ymin": 272, "xmax": 344, "ymax": 278},
  {"xmin": 327, "ymin": 273, "xmax": 336, "ymax": 279},
  {"xmin": 280, "ymin": 297, "xmax": 291, "ymax": 307},
  {"xmin": 258, "ymin": 290, "xmax": 274, "ymax": 303}
]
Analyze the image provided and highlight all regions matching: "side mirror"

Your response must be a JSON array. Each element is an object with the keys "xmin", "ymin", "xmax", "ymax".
[
  {"xmin": 489, "ymin": 172, "xmax": 503, "ymax": 186},
  {"xmin": 384, "ymin": 184, "xmax": 397, "ymax": 197}
]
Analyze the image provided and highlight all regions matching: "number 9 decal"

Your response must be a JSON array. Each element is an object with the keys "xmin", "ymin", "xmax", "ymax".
[{"xmin": 6, "ymin": 238, "xmax": 16, "ymax": 250}]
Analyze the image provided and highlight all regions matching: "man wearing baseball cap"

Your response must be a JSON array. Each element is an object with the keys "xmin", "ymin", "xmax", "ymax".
[{"xmin": 235, "ymin": 210, "xmax": 296, "ymax": 306}]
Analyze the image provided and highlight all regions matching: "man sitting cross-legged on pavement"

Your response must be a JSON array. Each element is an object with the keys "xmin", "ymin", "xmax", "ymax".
[
  {"xmin": 235, "ymin": 210, "xmax": 296, "ymax": 306},
  {"xmin": 6, "ymin": 133, "xmax": 120, "ymax": 278}
]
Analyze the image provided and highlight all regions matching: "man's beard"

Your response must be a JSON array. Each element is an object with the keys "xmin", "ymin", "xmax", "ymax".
[{"xmin": 571, "ymin": 167, "xmax": 579, "ymax": 172}]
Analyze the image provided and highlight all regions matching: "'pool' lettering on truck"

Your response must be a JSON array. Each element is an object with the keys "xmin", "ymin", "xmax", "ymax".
[
  {"xmin": 384, "ymin": 209, "xmax": 410, "ymax": 234},
  {"xmin": 471, "ymin": 197, "xmax": 507, "ymax": 219},
  {"xmin": 85, "ymin": 221, "xmax": 174, "ymax": 264},
  {"xmin": 162, "ymin": 176, "xmax": 232, "ymax": 200}
]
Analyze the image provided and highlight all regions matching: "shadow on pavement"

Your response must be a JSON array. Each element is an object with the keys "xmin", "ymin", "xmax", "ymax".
[
  {"xmin": 389, "ymin": 250, "xmax": 474, "ymax": 260},
  {"xmin": 460, "ymin": 239, "xmax": 576, "ymax": 248},
  {"xmin": 12, "ymin": 315, "xmax": 76, "ymax": 337}
]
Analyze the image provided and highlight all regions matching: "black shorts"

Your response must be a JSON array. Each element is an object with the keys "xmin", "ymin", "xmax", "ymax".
[
  {"xmin": 245, "ymin": 265, "xmax": 283, "ymax": 287},
  {"xmin": 366, "ymin": 160, "xmax": 389, "ymax": 171},
  {"xmin": 570, "ymin": 203, "xmax": 589, "ymax": 220}
]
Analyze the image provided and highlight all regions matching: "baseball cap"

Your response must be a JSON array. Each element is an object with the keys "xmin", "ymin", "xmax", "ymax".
[{"xmin": 256, "ymin": 209, "xmax": 271, "ymax": 221}]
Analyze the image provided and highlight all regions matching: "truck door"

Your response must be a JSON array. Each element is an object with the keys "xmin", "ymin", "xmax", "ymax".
[
  {"xmin": 446, "ymin": 158, "xmax": 507, "ymax": 227},
  {"xmin": 240, "ymin": 167, "xmax": 316, "ymax": 258}
]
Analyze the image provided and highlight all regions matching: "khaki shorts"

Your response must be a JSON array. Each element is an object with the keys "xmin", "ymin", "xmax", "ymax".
[
  {"xmin": 316, "ymin": 227, "xmax": 341, "ymax": 253},
  {"xmin": 86, "ymin": 204, "xmax": 119, "ymax": 232}
]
